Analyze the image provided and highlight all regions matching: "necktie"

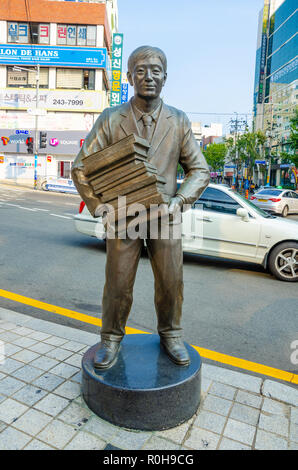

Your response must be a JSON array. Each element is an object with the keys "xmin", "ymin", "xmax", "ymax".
[{"xmin": 141, "ymin": 114, "xmax": 153, "ymax": 143}]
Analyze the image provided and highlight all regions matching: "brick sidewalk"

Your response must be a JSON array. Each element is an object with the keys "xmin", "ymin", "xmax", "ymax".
[{"xmin": 0, "ymin": 307, "xmax": 297, "ymax": 450}]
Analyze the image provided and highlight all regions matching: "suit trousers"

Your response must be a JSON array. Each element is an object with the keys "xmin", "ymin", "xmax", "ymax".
[{"xmin": 101, "ymin": 224, "xmax": 184, "ymax": 342}]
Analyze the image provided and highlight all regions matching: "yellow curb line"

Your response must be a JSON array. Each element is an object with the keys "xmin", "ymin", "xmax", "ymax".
[{"xmin": 0, "ymin": 288, "xmax": 297, "ymax": 385}]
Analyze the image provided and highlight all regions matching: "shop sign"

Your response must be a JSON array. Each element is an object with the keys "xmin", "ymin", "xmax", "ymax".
[
  {"xmin": 110, "ymin": 33, "xmax": 124, "ymax": 107},
  {"xmin": 0, "ymin": 156, "xmax": 4, "ymax": 163}
]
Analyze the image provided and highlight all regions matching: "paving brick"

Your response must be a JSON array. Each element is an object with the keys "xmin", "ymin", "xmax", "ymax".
[
  {"xmin": 82, "ymin": 416, "xmax": 119, "ymax": 442},
  {"xmin": 202, "ymin": 395, "xmax": 232, "ymax": 416},
  {"xmin": 34, "ymin": 393, "xmax": 70, "ymax": 416},
  {"xmin": 235, "ymin": 390, "xmax": 262, "ymax": 409},
  {"xmin": 219, "ymin": 437, "xmax": 251, "ymax": 450},
  {"xmin": 262, "ymin": 380, "xmax": 298, "ymax": 407},
  {"xmin": 289, "ymin": 441, "xmax": 298, "ymax": 450},
  {"xmin": 110, "ymin": 428, "xmax": 152, "ymax": 450},
  {"xmin": 12, "ymin": 384, "xmax": 48, "ymax": 406},
  {"xmin": 0, "ymin": 419, "xmax": 6, "ymax": 432},
  {"xmin": 46, "ymin": 348, "xmax": 73, "ymax": 362},
  {"xmin": 58, "ymin": 402, "xmax": 92, "ymax": 427},
  {"xmin": 54, "ymin": 380, "xmax": 81, "ymax": 400},
  {"xmin": 0, "ymin": 398, "xmax": 28, "ymax": 424},
  {"xmin": 202, "ymin": 364, "xmax": 262, "ymax": 393},
  {"xmin": 61, "ymin": 341, "xmax": 87, "ymax": 353},
  {"xmin": 65, "ymin": 354, "xmax": 82, "ymax": 368},
  {"xmin": 0, "ymin": 322, "xmax": 17, "ymax": 330},
  {"xmin": 38, "ymin": 419, "xmax": 77, "ymax": 449},
  {"xmin": 224, "ymin": 418, "xmax": 256, "ymax": 446},
  {"xmin": 64, "ymin": 431, "xmax": 106, "ymax": 450},
  {"xmin": 13, "ymin": 327, "xmax": 35, "ymax": 336},
  {"xmin": 28, "ymin": 331, "xmax": 52, "ymax": 341},
  {"xmin": 209, "ymin": 382, "xmax": 236, "ymax": 401},
  {"xmin": 184, "ymin": 427, "xmax": 220, "ymax": 450},
  {"xmin": 12, "ymin": 337, "xmax": 38, "ymax": 348},
  {"xmin": 30, "ymin": 356, "xmax": 59, "ymax": 372},
  {"xmin": 262, "ymin": 398, "xmax": 290, "ymax": 417},
  {"xmin": 44, "ymin": 336, "xmax": 68, "ymax": 347},
  {"xmin": 142, "ymin": 436, "xmax": 181, "ymax": 450},
  {"xmin": 0, "ymin": 357, "xmax": 23, "ymax": 374},
  {"xmin": 24, "ymin": 439, "xmax": 54, "ymax": 450},
  {"xmin": 194, "ymin": 410, "xmax": 226, "ymax": 434},
  {"xmin": 28, "ymin": 342, "xmax": 55, "ymax": 355},
  {"xmin": 11, "ymin": 349, "xmax": 40, "ymax": 364},
  {"xmin": 291, "ymin": 407, "xmax": 298, "ymax": 424},
  {"xmin": 50, "ymin": 363, "xmax": 79, "ymax": 379},
  {"xmin": 201, "ymin": 377, "xmax": 212, "ymax": 393},
  {"xmin": 0, "ymin": 331, "xmax": 21, "ymax": 343},
  {"xmin": 230, "ymin": 403, "xmax": 260, "ymax": 426},
  {"xmin": 0, "ymin": 426, "xmax": 32, "ymax": 450},
  {"xmin": 290, "ymin": 423, "xmax": 298, "ymax": 443},
  {"xmin": 2, "ymin": 343, "xmax": 22, "ymax": 357},
  {"xmin": 255, "ymin": 429, "xmax": 287, "ymax": 450},
  {"xmin": 0, "ymin": 376, "xmax": 25, "ymax": 395},
  {"xmin": 12, "ymin": 408, "xmax": 52, "ymax": 436},
  {"xmin": 12, "ymin": 364, "xmax": 44, "ymax": 383},
  {"xmin": 70, "ymin": 370, "xmax": 82, "ymax": 384},
  {"xmin": 32, "ymin": 373, "xmax": 65, "ymax": 392},
  {"xmin": 157, "ymin": 419, "xmax": 192, "ymax": 444},
  {"xmin": 259, "ymin": 412, "xmax": 289, "ymax": 438}
]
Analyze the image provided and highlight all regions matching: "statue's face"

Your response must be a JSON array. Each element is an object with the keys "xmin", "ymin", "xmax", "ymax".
[{"xmin": 127, "ymin": 56, "xmax": 167, "ymax": 100}]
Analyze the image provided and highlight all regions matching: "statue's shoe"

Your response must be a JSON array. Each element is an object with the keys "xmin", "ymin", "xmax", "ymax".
[
  {"xmin": 160, "ymin": 337, "xmax": 190, "ymax": 366},
  {"xmin": 93, "ymin": 340, "xmax": 121, "ymax": 369}
]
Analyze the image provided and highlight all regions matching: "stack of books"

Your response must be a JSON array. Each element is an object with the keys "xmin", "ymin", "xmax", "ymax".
[{"xmin": 82, "ymin": 134, "xmax": 168, "ymax": 219}]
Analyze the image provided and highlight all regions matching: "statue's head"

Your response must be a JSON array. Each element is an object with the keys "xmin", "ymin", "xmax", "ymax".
[{"xmin": 127, "ymin": 46, "xmax": 167, "ymax": 100}]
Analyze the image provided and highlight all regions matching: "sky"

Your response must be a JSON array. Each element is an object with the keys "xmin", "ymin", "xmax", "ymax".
[{"xmin": 117, "ymin": 0, "xmax": 265, "ymax": 134}]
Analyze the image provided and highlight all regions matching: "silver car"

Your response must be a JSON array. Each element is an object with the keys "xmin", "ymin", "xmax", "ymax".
[{"xmin": 250, "ymin": 189, "xmax": 298, "ymax": 217}]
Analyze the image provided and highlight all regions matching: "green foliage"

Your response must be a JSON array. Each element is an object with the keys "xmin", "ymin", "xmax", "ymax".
[
  {"xmin": 202, "ymin": 143, "xmax": 227, "ymax": 171},
  {"xmin": 289, "ymin": 107, "xmax": 298, "ymax": 152}
]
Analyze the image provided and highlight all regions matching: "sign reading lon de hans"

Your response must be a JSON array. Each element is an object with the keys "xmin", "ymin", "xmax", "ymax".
[{"xmin": 0, "ymin": 45, "xmax": 107, "ymax": 68}]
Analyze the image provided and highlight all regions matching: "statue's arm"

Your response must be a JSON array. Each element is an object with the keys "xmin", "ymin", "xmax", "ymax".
[
  {"xmin": 176, "ymin": 113, "xmax": 210, "ymax": 205},
  {"xmin": 71, "ymin": 110, "xmax": 110, "ymax": 217}
]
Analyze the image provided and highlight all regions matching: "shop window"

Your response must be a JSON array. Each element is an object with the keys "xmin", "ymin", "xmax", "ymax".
[
  {"xmin": 7, "ymin": 66, "xmax": 49, "ymax": 88},
  {"xmin": 58, "ymin": 161, "xmax": 71, "ymax": 179},
  {"xmin": 56, "ymin": 68, "xmax": 95, "ymax": 90},
  {"xmin": 57, "ymin": 24, "xmax": 96, "ymax": 46},
  {"xmin": 7, "ymin": 22, "xmax": 49, "ymax": 44}
]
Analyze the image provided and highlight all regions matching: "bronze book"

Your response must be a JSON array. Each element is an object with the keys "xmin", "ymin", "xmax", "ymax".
[
  {"xmin": 90, "ymin": 163, "xmax": 158, "ymax": 193},
  {"xmin": 101, "ymin": 173, "xmax": 166, "ymax": 203},
  {"xmin": 82, "ymin": 134, "xmax": 150, "ymax": 177},
  {"xmin": 87, "ymin": 156, "xmax": 155, "ymax": 183},
  {"xmin": 105, "ymin": 182, "xmax": 168, "ymax": 208}
]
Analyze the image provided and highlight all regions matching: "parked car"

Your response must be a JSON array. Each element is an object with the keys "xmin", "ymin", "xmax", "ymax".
[
  {"xmin": 74, "ymin": 184, "xmax": 298, "ymax": 282},
  {"xmin": 250, "ymin": 189, "xmax": 298, "ymax": 217}
]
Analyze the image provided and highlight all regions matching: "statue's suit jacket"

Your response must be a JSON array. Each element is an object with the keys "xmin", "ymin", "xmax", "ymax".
[{"xmin": 71, "ymin": 99, "xmax": 210, "ymax": 217}]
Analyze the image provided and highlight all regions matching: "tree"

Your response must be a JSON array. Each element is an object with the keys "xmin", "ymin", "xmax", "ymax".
[
  {"xmin": 289, "ymin": 107, "xmax": 298, "ymax": 153},
  {"xmin": 203, "ymin": 143, "xmax": 227, "ymax": 172},
  {"xmin": 237, "ymin": 131, "xmax": 266, "ymax": 180}
]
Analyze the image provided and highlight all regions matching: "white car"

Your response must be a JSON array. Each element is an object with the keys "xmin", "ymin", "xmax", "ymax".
[
  {"xmin": 74, "ymin": 184, "xmax": 298, "ymax": 282},
  {"xmin": 250, "ymin": 188, "xmax": 298, "ymax": 217}
]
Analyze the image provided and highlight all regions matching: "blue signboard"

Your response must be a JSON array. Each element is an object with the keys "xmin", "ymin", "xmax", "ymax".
[
  {"xmin": 0, "ymin": 45, "xmax": 107, "ymax": 68},
  {"xmin": 121, "ymin": 83, "xmax": 128, "ymax": 103}
]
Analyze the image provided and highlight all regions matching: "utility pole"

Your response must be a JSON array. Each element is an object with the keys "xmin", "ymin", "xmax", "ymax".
[
  {"xmin": 34, "ymin": 64, "xmax": 40, "ymax": 190},
  {"xmin": 266, "ymin": 103, "xmax": 274, "ymax": 186},
  {"xmin": 229, "ymin": 113, "xmax": 247, "ymax": 191}
]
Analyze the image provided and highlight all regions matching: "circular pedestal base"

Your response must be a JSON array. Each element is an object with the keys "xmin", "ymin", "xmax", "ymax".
[{"xmin": 82, "ymin": 334, "xmax": 201, "ymax": 431}]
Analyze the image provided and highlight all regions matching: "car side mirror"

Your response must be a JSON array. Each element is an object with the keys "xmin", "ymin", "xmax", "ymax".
[{"xmin": 236, "ymin": 207, "xmax": 249, "ymax": 222}]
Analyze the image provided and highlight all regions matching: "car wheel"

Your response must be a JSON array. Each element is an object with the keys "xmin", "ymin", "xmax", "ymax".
[
  {"xmin": 41, "ymin": 181, "xmax": 48, "ymax": 191},
  {"xmin": 281, "ymin": 205, "xmax": 289, "ymax": 217},
  {"xmin": 268, "ymin": 242, "xmax": 298, "ymax": 282}
]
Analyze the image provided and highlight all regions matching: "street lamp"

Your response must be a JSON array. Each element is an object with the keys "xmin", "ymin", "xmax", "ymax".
[{"xmin": 12, "ymin": 64, "xmax": 40, "ymax": 189}]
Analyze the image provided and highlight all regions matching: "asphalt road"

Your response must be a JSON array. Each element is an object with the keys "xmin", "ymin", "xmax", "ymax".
[{"xmin": 0, "ymin": 183, "xmax": 297, "ymax": 374}]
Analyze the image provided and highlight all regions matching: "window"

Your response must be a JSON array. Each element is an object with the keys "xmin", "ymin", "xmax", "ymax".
[
  {"xmin": 58, "ymin": 161, "xmax": 71, "ymax": 179},
  {"xmin": 56, "ymin": 68, "xmax": 95, "ymax": 90},
  {"xmin": 194, "ymin": 187, "xmax": 241, "ymax": 215},
  {"xmin": 291, "ymin": 192, "xmax": 298, "ymax": 199},
  {"xmin": 57, "ymin": 24, "xmax": 96, "ymax": 46},
  {"xmin": 7, "ymin": 22, "xmax": 49, "ymax": 44},
  {"xmin": 7, "ymin": 66, "xmax": 49, "ymax": 88}
]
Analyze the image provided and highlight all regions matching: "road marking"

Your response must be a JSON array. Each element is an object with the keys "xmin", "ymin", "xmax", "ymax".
[
  {"xmin": 0, "ymin": 287, "xmax": 297, "ymax": 385},
  {"xmin": 50, "ymin": 213, "xmax": 72, "ymax": 219},
  {"xmin": 33, "ymin": 208, "xmax": 50, "ymax": 212},
  {"xmin": 63, "ymin": 202, "xmax": 78, "ymax": 206}
]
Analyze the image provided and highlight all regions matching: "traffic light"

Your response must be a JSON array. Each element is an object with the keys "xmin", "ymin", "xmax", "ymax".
[
  {"xmin": 26, "ymin": 137, "xmax": 34, "ymax": 154},
  {"xmin": 39, "ymin": 131, "xmax": 47, "ymax": 149}
]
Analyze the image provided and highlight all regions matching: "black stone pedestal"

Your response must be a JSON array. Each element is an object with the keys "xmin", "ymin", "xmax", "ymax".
[{"xmin": 82, "ymin": 334, "xmax": 201, "ymax": 431}]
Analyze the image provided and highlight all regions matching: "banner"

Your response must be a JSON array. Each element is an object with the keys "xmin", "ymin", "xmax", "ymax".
[
  {"xmin": 0, "ymin": 45, "xmax": 107, "ymax": 68},
  {"xmin": 110, "ymin": 33, "xmax": 124, "ymax": 107}
]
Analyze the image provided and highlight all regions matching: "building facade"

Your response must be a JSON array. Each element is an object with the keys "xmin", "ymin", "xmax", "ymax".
[
  {"xmin": 253, "ymin": 0, "xmax": 297, "ymax": 185},
  {"xmin": 0, "ymin": 0, "xmax": 118, "ymax": 187}
]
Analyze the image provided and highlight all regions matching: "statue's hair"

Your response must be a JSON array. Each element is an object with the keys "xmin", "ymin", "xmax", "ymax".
[{"xmin": 127, "ymin": 46, "xmax": 167, "ymax": 73}]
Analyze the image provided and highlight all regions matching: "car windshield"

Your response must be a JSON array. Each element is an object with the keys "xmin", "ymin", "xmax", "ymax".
[
  {"xmin": 256, "ymin": 189, "xmax": 283, "ymax": 196},
  {"xmin": 228, "ymin": 190, "xmax": 275, "ymax": 218}
]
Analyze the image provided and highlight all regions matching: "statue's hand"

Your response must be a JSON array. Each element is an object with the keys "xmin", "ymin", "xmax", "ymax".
[{"xmin": 168, "ymin": 196, "xmax": 184, "ymax": 220}]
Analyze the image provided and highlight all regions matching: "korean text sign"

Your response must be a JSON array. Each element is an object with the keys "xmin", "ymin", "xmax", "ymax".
[{"xmin": 110, "ymin": 33, "xmax": 123, "ymax": 107}]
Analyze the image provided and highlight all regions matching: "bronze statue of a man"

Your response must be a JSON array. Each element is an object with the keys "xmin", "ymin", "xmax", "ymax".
[{"xmin": 72, "ymin": 45, "xmax": 210, "ymax": 369}]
